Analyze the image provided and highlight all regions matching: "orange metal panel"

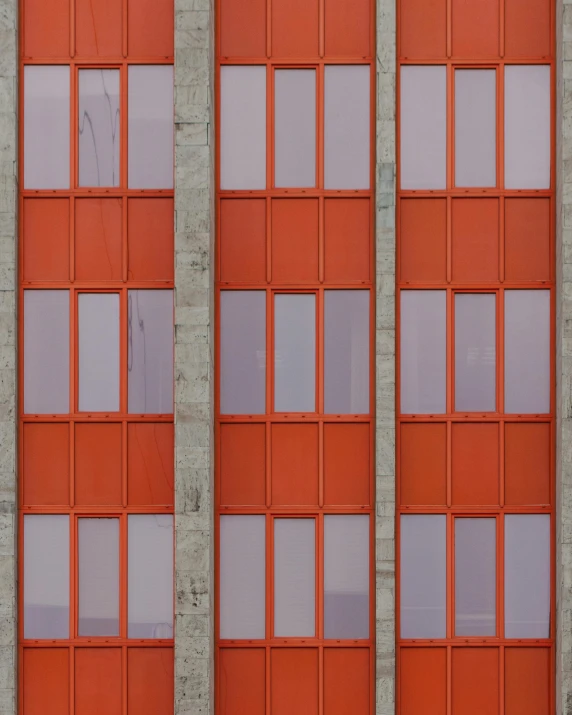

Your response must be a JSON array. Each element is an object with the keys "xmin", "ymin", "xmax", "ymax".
[
  {"xmin": 75, "ymin": 423, "xmax": 122, "ymax": 506},
  {"xmin": 451, "ymin": 423, "xmax": 499, "ymax": 506},
  {"xmin": 323, "ymin": 423, "xmax": 370, "ymax": 506},
  {"xmin": 272, "ymin": 199, "xmax": 319, "ymax": 283},
  {"xmin": 324, "ymin": 0, "xmax": 371, "ymax": 57},
  {"xmin": 23, "ymin": 0, "xmax": 69, "ymax": 57},
  {"xmin": 323, "ymin": 649, "xmax": 370, "ymax": 715},
  {"xmin": 219, "ymin": 423, "xmax": 266, "ymax": 506},
  {"xmin": 399, "ymin": 0, "xmax": 446, "ymax": 59},
  {"xmin": 271, "ymin": 423, "xmax": 319, "ymax": 506},
  {"xmin": 451, "ymin": 0, "xmax": 499, "ymax": 58},
  {"xmin": 23, "ymin": 199, "xmax": 69, "ymax": 282},
  {"xmin": 505, "ymin": 0, "xmax": 551, "ymax": 58},
  {"xmin": 324, "ymin": 199, "xmax": 370, "ymax": 283},
  {"xmin": 127, "ymin": 198, "xmax": 174, "ymax": 282},
  {"xmin": 505, "ymin": 423, "xmax": 551, "ymax": 505},
  {"xmin": 271, "ymin": 649, "xmax": 319, "ymax": 715},
  {"xmin": 505, "ymin": 648, "xmax": 550, "ymax": 715},
  {"xmin": 75, "ymin": 648, "xmax": 122, "ymax": 715},
  {"xmin": 219, "ymin": 0, "xmax": 267, "ymax": 57},
  {"xmin": 75, "ymin": 0, "xmax": 122, "ymax": 57},
  {"xmin": 219, "ymin": 199, "xmax": 267, "ymax": 284},
  {"xmin": 127, "ymin": 0, "xmax": 174, "ymax": 56},
  {"xmin": 400, "ymin": 198, "xmax": 447, "ymax": 283},
  {"xmin": 218, "ymin": 649, "xmax": 266, "ymax": 715},
  {"xmin": 23, "ymin": 423, "xmax": 70, "ymax": 506},
  {"xmin": 127, "ymin": 648, "xmax": 174, "ymax": 715},
  {"xmin": 127, "ymin": 423, "xmax": 174, "ymax": 506},
  {"xmin": 75, "ymin": 199, "xmax": 122, "ymax": 282},
  {"xmin": 452, "ymin": 648, "xmax": 499, "ymax": 715},
  {"xmin": 271, "ymin": 0, "xmax": 319, "ymax": 57},
  {"xmin": 400, "ymin": 648, "xmax": 447, "ymax": 715},
  {"xmin": 23, "ymin": 649, "xmax": 69, "ymax": 715},
  {"xmin": 400, "ymin": 423, "xmax": 447, "ymax": 506},
  {"xmin": 451, "ymin": 199, "xmax": 499, "ymax": 283},
  {"xmin": 504, "ymin": 198, "xmax": 551, "ymax": 282}
]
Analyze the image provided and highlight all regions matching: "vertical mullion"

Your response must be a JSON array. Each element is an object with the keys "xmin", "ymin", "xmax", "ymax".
[
  {"xmin": 267, "ymin": 514, "xmax": 273, "ymax": 640},
  {"xmin": 122, "ymin": 195, "xmax": 128, "ymax": 283},
  {"xmin": 318, "ymin": 421, "xmax": 324, "ymax": 508},
  {"xmin": 497, "ymin": 513, "xmax": 504, "ymax": 640},
  {"xmin": 317, "ymin": 63, "xmax": 324, "ymax": 190},
  {"xmin": 121, "ymin": 62, "xmax": 129, "ymax": 191},
  {"xmin": 267, "ymin": 288, "xmax": 273, "ymax": 415},
  {"xmin": 120, "ymin": 512, "xmax": 128, "ymax": 639},
  {"xmin": 317, "ymin": 288, "xmax": 323, "ymax": 415},
  {"xmin": 318, "ymin": 195, "xmax": 324, "ymax": 284},
  {"xmin": 267, "ymin": 63, "xmax": 273, "ymax": 191},
  {"xmin": 447, "ymin": 512, "xmax": 454, "ymax": 640},
  {"xmin": 70, "ymin": 421, "xmax": 75, "ymax": 508},
  {"xmin": 122, "ymin": 420, "xmax": 128, "ymax": 508},
  {"xmin": 447, "ymin": 288, "xmax": 453, "ymax": 415},
  {"xmin": 498, "ymin": 287, "xmax": 505, "ymax": 415},
  {"xmin": 71, "ymin": 514, "xmax": 77, "ymax": 640},
  {"xmin": 266, "ymin": 196, "xmax": 272, "ymax": 283},
  {"xmin": 317, "ymin": 512, "xmax": 323, "ymax": 640},
  {"xmin": 120, "ymin": 287, "xmax": 128, "ymax": 415},
  {"xmin": 70, "ymin": 287, "xmax": 77, "ymax": 415},
  {"xmin": 69, "ymin": 196, "xmax": 75, "ymax": 283}
]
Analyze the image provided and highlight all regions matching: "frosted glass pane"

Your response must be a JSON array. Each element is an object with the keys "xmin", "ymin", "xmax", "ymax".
[
  {"xmin": 24, "ymin": 66, "xmax": 70, "ymax": 189},
  {"xmin": 505, "ymin": 65, "xmax": 550, "ymax": 189},
  {"xmin": 79, "ymin": 69, "xmax": 120, "ymax": 187},
  {"xmin": 455, "ymin": 518, "xmax": 496, "ymax": 636},
  {"xmin": 128, "ymin": 290, "xmax": 174, "ymax": 414},
  {"xmin": 324, "ymin": 290, "xmax": 369, "ymax": 414},
  {"xmin": 455, "ymin": 70, "xmax": 496, "ymax": 187},
  {"xmin": 504, "ymin": 290, "xmax": 550, "ymax": 413},
  {"xmin": 221, "ymin": 66, "xmax": 266, "ymax": 190},
  {"xmin": 24, "ymin": 290, "xmax": 70, "ymax": 414},
  {"xmin": 78, "ymin": 294, "xmax": 120, "ymax": 412},
  {"xmin": 275, "ymin": 70, "xmax": 316, "ymax": 188},
  {"xmin": 24, "ymin": 515, "xmax": 69, "ymax": 639},
  {"xmin": 324, "ymin": 65, "xmax": 370, "ymax": 190},
  {"xmin": 220, "ymin": 516, "xmax": 266, "ymax": 639},
  {"xmin": 455, "ymin": 294, "xmax": 496, "ymax": 412},
  {"xmin": 400, "ymin": 515, "xmax": 446, "ymax": 639},
  {"xmin": 128, "ymin": 515, "xmax": 173, "ymax": 638},
  {"xmin": 220, "ymin": 291, "xmax": 266, "ymax": 414},
  {"xmin": 324, "ymin": 515, "xmax": 369, "ymax": 639},
  {"xmin": 505, "ymin": 515, "xmax": 550, "ymax": 638},
  {"xmin": 400, "ymin": 291, "xmax": 446, "ymax": 414},
  {"xmin": 128, "ymin": 65, "xmax": 173, "ymax": 189},
  {"xmin": 78, "ymin": 519, "xmax": 119, "ymax": 636},
  {"xmin": 400, "ymin": 66, "xmax": 446, "ymax": 189},
  {"xmin": 274, "ymin": 294, "xmax": 316, "ymax": 412},
  {"xmin": 274, "ymin": 519, "xmax": 315, "ymax": 637}
]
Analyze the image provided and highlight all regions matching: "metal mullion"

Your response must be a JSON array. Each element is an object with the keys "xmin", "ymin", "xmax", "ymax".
[
  {"xmin": 122, "ymin": 196, "xmax": 128, "ymax": 283},
  {"xmin": 498, "ymin": 513, "xmax": 504, "ymax": 640},
  {"xmin": 122, "ymin": 420, "xmax": 128, "ymax": 508},
  {"xmin": 317, "ymin": 512, "xmax": 323, "ymax": 641},
  {"xmin": 498, "ymin": 62, "xmax": 505, "ymax": 191},
  {"xmin": 121, "ymin": 62, "xmax": 129, "ymax": 191},
  {"xmin": 318, "ymin": 196, "xmax": 324, "ymax": 283},
  {"xmin": 447, "ymin": 288, "xmax": 453, "ymax": 415},
  {"xmin": 498, "ymin": 287, "xmax": 505, "ymax": 415},
  {"xmin": 447, "ymin": 512, "xmax": 453, "ymax": 640},
  {"xmin": 72, "ymin": 64, "xmax": 78, "ymax": 190},
  {"xmin": 318, "ymin": 421, "xmax": 324, "ymax": 508},
  {"xmin": 71, "ymin": 514, "xmax": 78, "ymax": 640},
  {"xmin": 267, "ymin": 513, "xmax": 273, "ymax": 639},
  {"xmin": 317, "ymin": 63, "xmax": 324, "ymax": 190},
  {"xmin": 120, "ymin": 287, "xmax": 128, "ymax": 415},
  {"xmin": 268, "ymin": 63, "xmax": 274, "ymax": 191},
  {"xmin": 267, "ymin": 288, "xmax": 273, "ymax": 415},
  {"xmin": 317, "ymin": 288, "xmax": 323, "ymax": 415},
  {"xmin": 70, "ymin": 286, "xmax": 77, "ymax": 415},
  {"xmin": 120, "ymin": 512, "xmax": 128, "ymax": 639},
  {"xmin": 70, "ymin": 421, "xmax": 75, "ymax": 507}
]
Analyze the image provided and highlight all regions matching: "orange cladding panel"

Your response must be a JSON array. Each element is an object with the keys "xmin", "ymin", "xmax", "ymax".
[
  {"xmin": 324, "ymin": 0, "xmax": 371, "ymax": 57},
  {"xmin": 127, "ymin": 423, "xmax": 174, "ymax": 505},
  {"xmin": 400, "ymin": 648, "xmax": 447, "ymax": 715},
  {"xmin": 271, "ymin": 649, "xmax": 319, "ymax": 715},
  {"xmin": 220, "ymin": 423, "xmax": 266, "ymax": 506},
  {"xmin": 452, "ymin": 423, "xmax": 499, "ymax": 506},
  {"xmin": 399, "ymin": 0, "xmax": 446, "ymax": 58},
  {"xmin": 400, "ymin": 423, "xmax": 447, "ymax": 506},
  {"xmin": 272, "ymin": 199, "xmax": 319, "ymax": 283},
  {"xmin": 452, "ymin": 649, "xmax": 499, "ymax": 715},
  {"xmin": 324, "ymin": 199, "xmax": 370, "ymax": 283},
  {"xmin": 451, "ymin": 0, "xmax": 499, "ymax": 57},
  {"xmin": 271, "ymin": 423, "xmax": 319, "ymax": 506},
  {"xmin": 75, "ymin": 198, "xmax": 122, "ymax": 281},
  {"xmin": 505, "ymin": 423, "xmax": 551, "ymax": 505},
  {"xmin": 127, "ymin": 0, "xmax": 174, "ymax": 56},
  {"xmin": 323, "ymin": 649, "xmax": 370, "ymax": 715},
  {"xmin": 75, "ymin": 649, "xmax": 122, "ymax": 715},
  {"xmin": 23, "ymin": 199, "xmax": 69, "ymax": 281},
  {"xmin": 24, "ymin": 0, "xmax": 69, "ymax": 57},
  {"xmin": 505, "ymin": 0, "xmax": 551, "ymax": 57},
  {"xmin": 75, "ymin": 0, "xmax": 122, "ymax": 56},
  {"xmin": 323, "ymin": 423, "xmax": 370, "ymax": 506},
  {"xmin": 218, "ymin": 649, "xmax": 266, "ymax": 715},
  {"xmin": 127, "ymin": 649, "xmax": 174, "ymax": 715},
  {"xmin": 400, "ymin": 198, "xmax": 447, "ymax": 283},
  {"xmin": 127, "ymin": 198, "xmax": 175, "ymax": 282},
  {"xmin": 505, "ymin": 648, "xmax": 550, "ymax": 715},
  {"xmin": 272, "ymin": 0, "xmax": 319, "ymax": 57},
  {"xmin": 23, "ymin": 649, "xmax": 69, "ymax": 715},
  {"xmin": 504, "ymin": 198, "xmax": 551, "ymax": 282},
  {"xmin": 220, "ymin": 199, "xmax": 266, "ymax": 283},
  {"xmin": 219, "ymin": 0, "xmax": 267, "ymax": 57},
  {"xmin": 23, "ymin": 423, "xmax": 70, "ymax": 506},
  {"xmin": 452, "ymin": 199, "xmax": 499, "ymax": 282},
  {"xmin": 75, "ymin": 423, "xmax": 122, "ymax": 505}
]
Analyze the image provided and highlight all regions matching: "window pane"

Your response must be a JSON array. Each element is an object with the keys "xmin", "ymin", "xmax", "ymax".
[
  {"xmin": 128, "ymin": 515, "xmax": 173, "ymax": 638},
  {"xmin": 324, "ymin": 65, "xmax": 370, "ymax": 190},
  {"xmin": 400, "ymin": 66, "xmax": 446, "ymax": 189},
  {"xmin": 128, "ymin": 65, "xmax": 173, "ymax": 189},
  {"xmin": 78, "ymin": 294, "xmax": 120, "ymax": 412},
  {"xmin": 324, "ymin": 515, "xmax": 369, "ymax": 639},
  {"xmin": 24, "ymin": 515, "xmax": 69, "ymax": 639},
  {"xmin": 455, "ymin": 518, "xmax": 496, "ymax": 636},
  {"xmin": 78, "ymin": 518, "xmax": 119, "ymax": 636},
  {"xmin": 505, "ymin": 515, "xmax": 550, "ymax": 638},
  {"xmin": 220, "ymin": 291, "xmax": 266, "ymax": 414},
  {"xmin": 274, "ymin": 70, "xmax": 316, "ymax": 188},
  {"xmin": 455, "ymin": 69, "xmax": 496, "ymax": 187},
  {"xmin": 504, "ymin": 290, "xmax": 550, "ymax": 413},
  {"xmin": 220, "ymin": 515, "xmax": 266, "ymax": 639},
  {"xmin": 24, "ymin": 290, "xmax": 70, "ymax": 414},
  {"xmin": 24, "ymin": 66, "xmax": 70, "ymax": 189},
  {"xmin": 505, "ymin": 65, "xmax": 550, "ymax": 189},
  {"xmin": 400, "ymin": 291, "xmax": 446, "ymax": 414},
  {"xmin": 455, "ymin": 293, "xmax": 496, "ymax": 412},
  {"xmin": 128, "ymin": 290, "xmax": 174, "ymax": 414},
  {"xmin": 274, "ymin": 518, "xmax": 315, "ymax": 637},
  {"xmin": 221, "ymin": 66, "xmax": 266, "ymax": 190},
  {"xmin": 324, "ymin": 290, "xmax": 369, "ymax": 414},
  {"xmin": 274, "ymin": 294, "xmax": 316, "ymax": 412},
  {"xmin": 400, "ymin": 515, "xmax": 446, "ymax": 639}
]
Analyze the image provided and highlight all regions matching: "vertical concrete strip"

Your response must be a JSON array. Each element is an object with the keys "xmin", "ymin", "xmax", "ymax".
[
  {"xmin": 174, "ymin": 0, "xmax": 214, "ymax": 712},
  {"xmin": 376, "ymin": 0, "xmax": 396, "ymax": 712}
]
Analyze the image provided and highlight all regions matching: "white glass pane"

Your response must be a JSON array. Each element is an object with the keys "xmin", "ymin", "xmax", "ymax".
[
  {"xmin": 274, "ymin": 70, "xmax": 316, "ymax": 188},
  {"xmin": 78, "ymin": 294, "xmax": 120, "ymax": 412},
  {"xmin": 220, "ymin": 291, "xmax": 266, "ymax": 414},
  {"xmin": 505, "ymin": 515, "xmax": 550, "ymax": 638},
  {"xmin": 505, "ymin": 65, "xmax": 550, "ymax": 189},
  {"xmin": 79, "ymin": 69, "xmax": 120, "ymax": 187},
  {"xmin": 128, "ymin": 65, "xmax": 173, "ymax": 189},
  {"xmin": 400, "ymin": 291, "xmax": 446, "ymax": 414},
  {"xmin": 455, "ymin": 518, "xmax": 496, "ymax": 636},
  {"xmin": 128, "ymin": 290, "xmax": 174, "ymax": 414},
  {"xmin": 24, "ymin": 290, "xmax": 70, "ymax": 414},
  {"xmin": 504, "ymin": 290, "xmax": 550, "ymax": 414},
  {"xmin": 24, "ymin": 515, "xmax": 69, "ymax": 639},
  {"xmin": 128, "ymin": 515, "xmax": 173, "ymax": 638},
  {"xmin": 221, "ymin": 66, "xmax": 266, "ymax": 190},
  {"xmin": 220, "ymin": 516, "xmax": 266, "ymax": 639},
  {"xmin": 455, "ymin": 294, "xmax": 496, "ymax": 412},
  {"xmin": 324, "ymin": 65, "xmax": 370, "ymax": 190},
  {"xmin": 274, "ymin": 519, "xmax": 315, "ymax": 637},
  {"xmin": 324, "ymin": 290, "xmax": 369, "ymax": 414},
  {"xmin": 24, "ymin": 66, "xmax": 70, "ymax": 189},
  {"xmin": 400, "ymin": 515, "xmax": 446, "ymax": 639},
  {"xmin": 400, "ymin": 66, "xmax": 446, "ymax": 189},
  {"xmin": 274, "ymin": 294, "xmax": 316, "ymax": 413},
  {"xmin": 78, "ymin": 518, "xmax": 119, "ymax": 636},
  {"xmin": 455, "ymin": 70, "xmax": 496, "ymax": 187},
  {"xmin": 324, "ymin": 515, "xmax": 369, "ymax": 639}
]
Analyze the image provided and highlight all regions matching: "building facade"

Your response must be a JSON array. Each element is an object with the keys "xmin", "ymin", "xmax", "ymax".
[{"xmin": 0, "ymin": 0, "xmax": 570, "ymax": 713}]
